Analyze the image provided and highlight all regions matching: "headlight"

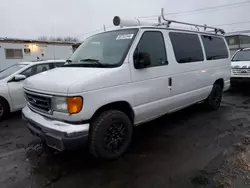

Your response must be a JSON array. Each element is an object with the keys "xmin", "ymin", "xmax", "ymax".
[
  {"xmin": 52, "ymin": 97, "xmax": 68, "ymax": 113},
  {"xmin": 52, "ymin": 96, "xmax": 83, "ymax": 114}
]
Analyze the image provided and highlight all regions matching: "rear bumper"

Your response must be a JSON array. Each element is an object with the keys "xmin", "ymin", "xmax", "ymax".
[{"xmin": 22, "ymin": 106, "xmax": 89, "ymax": 151}]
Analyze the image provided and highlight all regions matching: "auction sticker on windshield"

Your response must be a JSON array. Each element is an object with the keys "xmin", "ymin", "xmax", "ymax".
[{"xmin": 116, "ymin": 34, "xmax": 134, "ymax": 40}]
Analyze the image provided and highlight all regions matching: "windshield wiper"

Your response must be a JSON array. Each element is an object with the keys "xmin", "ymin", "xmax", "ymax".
[
  {"xmin": 79, "ymin": 58, "xmax": 106, "ymax": 67},
  {"xmin": 80, "ymin": 58, "xmax": 101, "ymax": 63},
  {"xmin": 63, "ymin": 59, "xmax": 111, "ymax": 68},
  {"xmin": 65, "ymin": 59, "xmax": 72, "ymax": 65}
]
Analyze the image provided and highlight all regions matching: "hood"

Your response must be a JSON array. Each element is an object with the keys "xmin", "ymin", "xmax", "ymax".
[
  {"xmin": 231, "ymin": 61, "xmax": 250, "ymax": 68},
  {"xmin": 24, "ymin": 67, "xmax": 108, "ymax": 94}
]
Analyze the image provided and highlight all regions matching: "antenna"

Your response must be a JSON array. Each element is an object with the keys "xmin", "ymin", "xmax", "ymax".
[
  {"xmin": 52, "ymin": 18, "xmax": 56, "ymax": 60},
  {"xmin": 161, "ymin": 8, "xmax": 225, "ymax": 35}
]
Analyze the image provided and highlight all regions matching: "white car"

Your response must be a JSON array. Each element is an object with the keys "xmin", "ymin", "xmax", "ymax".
[
  {"xmin": 231, "ymin": 48, "xmax": 250, "ymax": 84},
  {"xmin": 0, "ymin": 60, "xmax": 65, "ymax": 120},
  {"xmin": 22, "ymin": 15, "xmax": 230, "ymax": 159}
]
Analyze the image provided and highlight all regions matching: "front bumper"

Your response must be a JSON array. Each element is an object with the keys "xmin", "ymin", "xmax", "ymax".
[
  {"xmin": 22, "ymin": 106, "xmax": 90, "ymax": 151},
  {"xmin": 230, "ymin": 77, "xmax": 250, "ymax": 84},
  {"xmin": 224, "ymin": 80, "xmax": 230, "ymax": 91}
]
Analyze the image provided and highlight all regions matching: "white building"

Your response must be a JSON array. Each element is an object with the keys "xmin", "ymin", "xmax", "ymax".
[
  {"xmin": 225, "ymin": 30, "xmax": 250, "ymax": 56},
  {"xmin": 0, "ymin": 38, "xmax": 79, "ymax": 70}
]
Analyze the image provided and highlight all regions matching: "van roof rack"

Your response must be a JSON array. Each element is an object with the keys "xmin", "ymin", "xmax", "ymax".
[
  {"xmin": 113, "ymin": 8, "xmax": 225, "ymax": 35},
  {"xmin": 159, "ymin": 8, "xmax": 225, "ymax": 35}
]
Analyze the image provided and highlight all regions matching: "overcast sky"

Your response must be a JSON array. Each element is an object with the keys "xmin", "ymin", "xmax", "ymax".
[{"xmin": 0, "ymin": 0, "xmax": 250, "ymax": 40}]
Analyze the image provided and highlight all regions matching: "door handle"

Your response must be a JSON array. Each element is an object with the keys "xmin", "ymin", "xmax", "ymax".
[{"xmin": 168, "ymin": 77, "xmax": 172, "ymax": 90}]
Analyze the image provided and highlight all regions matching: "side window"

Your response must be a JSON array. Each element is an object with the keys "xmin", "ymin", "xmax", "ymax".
[
  {"xmin": 169, "ymin": 32, "xmax": 204, "ymax": 63},
  {"xmin": 201, "ymin": 35, "xmax": 229, "ymax": 60},
  {"xmin": 36, "ymin": 64, "xmax": 50, "ymax": 74},
  {"xmin": 21, "ymin": 66, "xmax": 36, "ymax": 78},
  {"xmin": 135, "ymin": 31, "xmax": 167, "ymax": 67},
  {"xmin": 21, "ymin": 64, "xmax": 51, "ymax": 78}
]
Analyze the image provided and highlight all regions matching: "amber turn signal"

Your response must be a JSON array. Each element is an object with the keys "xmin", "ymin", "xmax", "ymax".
[{"xmin": 67, "ymin": 97, "xmax": 83, "ymax": 114}]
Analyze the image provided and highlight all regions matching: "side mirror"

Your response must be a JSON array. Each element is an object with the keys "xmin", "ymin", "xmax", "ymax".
[
  {"xmin": 14, "ymin": 75, "xmax": 26, "ymax": 81},
  {"xmin": 133, "ymin": 52, "xmax": 151, "ymax": 69}
]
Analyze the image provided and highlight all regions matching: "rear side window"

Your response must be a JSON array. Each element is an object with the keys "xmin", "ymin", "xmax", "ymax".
[
  {"xmin": 169, "ymin": 32, "xmax": 204, "ymax": 63},
  {"xmin": 201, "ymin": 35, "xmax": 228, "ymax": 60}
]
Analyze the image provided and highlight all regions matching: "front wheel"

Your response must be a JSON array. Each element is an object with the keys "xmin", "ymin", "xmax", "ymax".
[
  {"xmin": 89, "ymin": 110, "xmax": 133, "ymax": 160},
  {"xmin": 204, "ymin": 84, "xmax": 223, "ymax": 110},
  {"xmin": 0, "ymin": 98, "xmax": 9, "ymax": 121}
]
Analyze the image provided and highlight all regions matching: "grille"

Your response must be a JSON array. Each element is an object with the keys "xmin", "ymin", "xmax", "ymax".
[
  {"xmin": 25, "ymin": 91, "xmax": 52, "ymax": 113},
  {"xmin": 232, "ymin": 68, "xmax": 250, "ymax": 75}
]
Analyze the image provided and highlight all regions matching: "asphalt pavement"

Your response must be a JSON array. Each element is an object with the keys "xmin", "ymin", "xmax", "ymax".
[{"xmin": 1, "ymin": 86, "xmax": 250, "ymax": 188}]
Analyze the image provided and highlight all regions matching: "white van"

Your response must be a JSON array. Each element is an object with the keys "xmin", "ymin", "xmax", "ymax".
[{"xmin": 22, "ymin": 13, "xmax": 230, "ymax": 159}]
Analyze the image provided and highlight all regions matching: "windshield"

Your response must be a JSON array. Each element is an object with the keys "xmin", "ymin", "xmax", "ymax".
[
  {"xmin": 67, "ymin": 29, "xmax": 138, "ymax": 67},
  {"xmin": 232, "ymin": 50, "xmax": 250, "ymax": 61},
  {"xmin": 0, "ymin": 64, "xmax": 27, "ymax": 80}
]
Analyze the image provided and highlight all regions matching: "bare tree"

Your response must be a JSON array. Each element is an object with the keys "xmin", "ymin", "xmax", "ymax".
[
  {"xmin": 63, "ymin": 36, "xmax": 72, "ymax": 42},
  {"xmin": 38, "ymin": 36, "xmax": 48, "ymax": 41},
  {"xmin": 49, "ymin": 36, "xmax": 56, "ymax": 41},
  {"xmin": 63, "ymin": 36, "xmax": 79, "ymax": 42},
  {"xmin": 39, "ymin": 36, "xmax": 79, "ymax": 42},
  {"xmin": 48, "ymin": 36, "xmax": 62, "ymax": 42},
  {"xmin": 56, "ymin": 37, "xmax": 63, "ymax": 41}
]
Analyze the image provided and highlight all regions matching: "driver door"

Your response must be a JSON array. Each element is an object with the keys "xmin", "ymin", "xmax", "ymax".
[{"xmin": 7, "ymin": 65, "xmax": 38, "ymax": 110}]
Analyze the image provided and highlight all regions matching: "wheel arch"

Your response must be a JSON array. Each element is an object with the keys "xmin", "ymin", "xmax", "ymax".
[
  {"xmin": 0, "ymin": 96, "xmax": 10, "ymax": 112},
  {"xmin": 214, "ymin": 78, "xmax": 224, "ymax": 89},
  {"xmin": 91, "ymin": 101, "xmax": 135, "ymax": 124}
]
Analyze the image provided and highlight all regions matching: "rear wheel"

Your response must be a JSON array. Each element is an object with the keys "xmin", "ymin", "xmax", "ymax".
[
  {"xmin": 0, "ymin": 98, "xmax": 10, "ymax": 121},
  {"xmin": 89, "ymin": 110, "xmax": 133, "ymax": 160},
  {"xmin": 204, "ymin": 84, "xmax": 223, "ymax": 110}
]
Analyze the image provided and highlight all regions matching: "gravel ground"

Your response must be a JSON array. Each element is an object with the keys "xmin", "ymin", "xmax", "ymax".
[{"xmin": 1, "ymin": 86, "xmax": 250, "ymax": 188}]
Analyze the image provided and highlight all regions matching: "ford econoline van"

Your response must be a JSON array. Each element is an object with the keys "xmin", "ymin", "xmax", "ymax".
[{"xmin": 22, "ymin": 12, "xmax": 231, "ymax": 159}]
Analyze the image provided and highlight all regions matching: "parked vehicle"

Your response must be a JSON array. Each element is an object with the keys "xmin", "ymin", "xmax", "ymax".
[
  {"xmin": 0, "ymin": 60, "xmax": 65, "ymax": 120},
  {"xmin": 22, "ymin": 11, "xmax": 231, "ymax": 159},
  {"xmin": 0, "ymin": 38, "xmax": 76, "ymax": 71},
  {"xmin": 231, "ymin": 48, "xmax": 250, "ymax": 84}
]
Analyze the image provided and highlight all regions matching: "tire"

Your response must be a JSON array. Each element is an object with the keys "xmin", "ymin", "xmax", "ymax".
[
  {"xmin": 204, "ymin": 84, "xmax": 223, "ymax": 110},
  {"xmin": 89, "ymin": 110, "xmax": 133, "ymax": 160},
  {"xmin": 0, "ymin": 98, "xmax": 10, "ymax": 121}
]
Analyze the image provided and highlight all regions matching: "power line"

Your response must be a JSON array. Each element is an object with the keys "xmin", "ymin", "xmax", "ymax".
[
  {"xmin": 75, "ymin": 25, "xmax": 114, "ymax": 38},
  {"xmin": 75, "ymin": 1, "xmax": 250, "ymax": 38},
  {"xmin": 75, "ymin": 14, "xmax": 250, "ymax": 38},
  {"xmin": 138, "ymin": 0, "xmax": 250, "ymax": 19},
  {"xmin": 76, "ymin": 21, "xmax": 250, "ymax": 39},
  {"xmin": 214, "ymin": 20, "xmax": 250, "ymax": 27},
  {"xmin": 75, "ymin": 28, "xmax": 104, "ymax": 37}
]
